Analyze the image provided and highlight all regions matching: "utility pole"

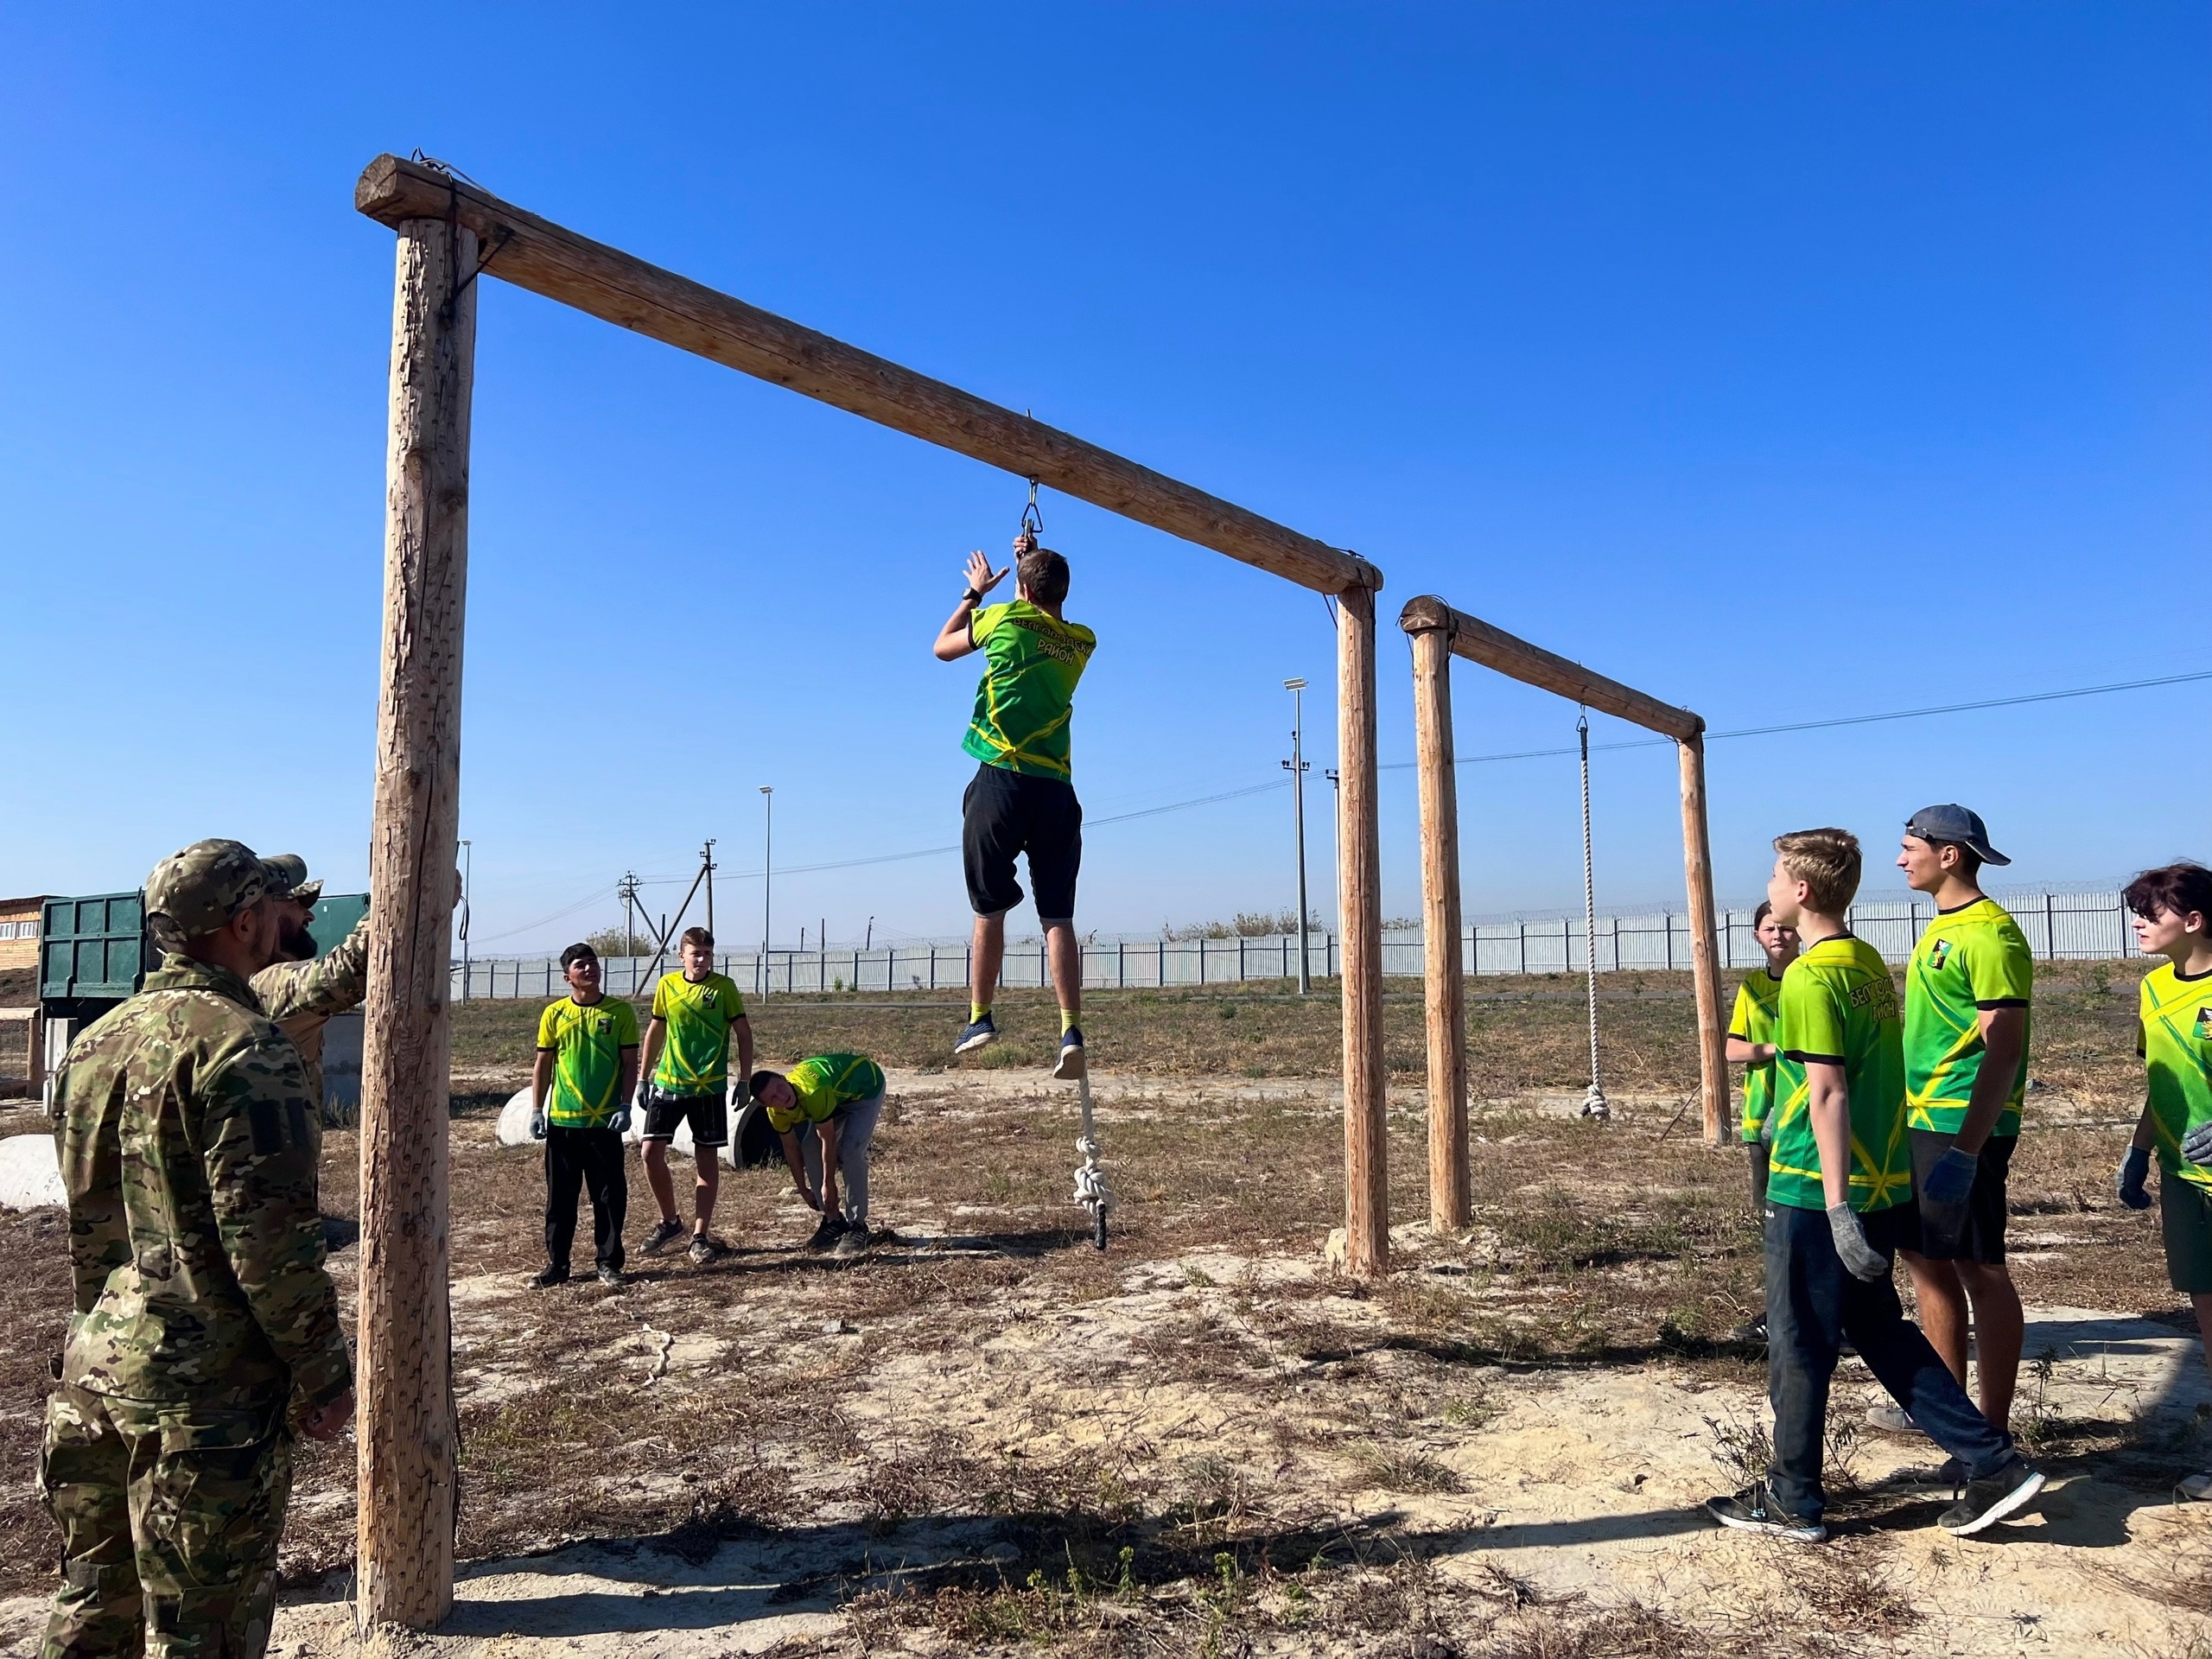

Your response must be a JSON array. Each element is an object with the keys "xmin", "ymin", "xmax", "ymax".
[
  {"xmin": 618, "ymin": 872, "xmax": 640, "ymax": 957},
  {"xmin": 702, "ymin": 839, "xmax": 716, "ymax": 940},
  {"xmin": 865, "ymin": 916, "xmax": 874, "ymax": 951},
  {"xmin": 1281, "ymin": 678, "xmax": 1312, "ymax": 995},
  {"xmin": 759, "ymin": 786, "xmax": 774, "ymax": 1000},
  {"xmin": 457, "ymin": 839, "xmax": 472, "ymax": 1003}
]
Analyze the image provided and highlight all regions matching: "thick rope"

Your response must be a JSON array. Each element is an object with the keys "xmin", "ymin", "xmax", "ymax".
[
  {"xmin": 1072, "ymin": 1067, "xmax": 1115, "ymax": 1246},
  {"xmin": 1579, "ymin": 714, "xmax": 1610, "ymax": 1122}
]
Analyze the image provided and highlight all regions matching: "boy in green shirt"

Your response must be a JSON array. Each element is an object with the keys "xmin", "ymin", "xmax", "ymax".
[
  {"xmin": 932, "ymin": 533, "xmax": 1096, "ymax": 1079},
  {"xmin": 750, "ymin": 1052, "xmax": 888, "ymax": 1259},
  {"xmin": 1724, "ymin": 899, "xmax": 1801, "ymax": 1342},
  {"xmin": 529, "ymin": 944, "xmax": 640, "ymax": 1287},
  {"xmin": 2113, "ymin": 863, "xmax": 2212, "ymax": 1498},
  {"xmin": 1889, "ymin": 804, "xmax": 2033, "ymax": 1438},
  {"xmin": 637, "ymin": 927, "xmax": 753, "ymax": 1266},
  {"xmin": 1703, "ymin": 829, "xmax": 2039, "ymax": 1542}
]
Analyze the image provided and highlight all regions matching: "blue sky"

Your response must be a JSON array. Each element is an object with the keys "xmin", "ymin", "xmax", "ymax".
[{"xmin": 4, "ymin": 4, "xmax": 2207, "ymax": 951}]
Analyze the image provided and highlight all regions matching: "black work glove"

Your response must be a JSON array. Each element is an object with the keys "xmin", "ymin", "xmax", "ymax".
[{"xmin": 2117, "ymin": 1145, "xmax": 2154, "ymax": 1210}]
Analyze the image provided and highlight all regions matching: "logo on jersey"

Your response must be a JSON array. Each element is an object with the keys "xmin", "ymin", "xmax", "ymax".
[
  {"xmin": 1928, "ymin": 939, "xmax": 1955, "ymax": 970},
  {"xmin": 2196, "ymin": 1007, "xmax": 2212, "ymax": 1043}
]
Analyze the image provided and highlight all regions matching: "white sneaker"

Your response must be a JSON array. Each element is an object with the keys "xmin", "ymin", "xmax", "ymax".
[
  {"xmin": 1866, "ymin": 1402, "xmax": 1921, "ymax": 1436},
  {"xmin": 2177, "ymin": 1472, "xmax": 2212, "ymax": 1501}
]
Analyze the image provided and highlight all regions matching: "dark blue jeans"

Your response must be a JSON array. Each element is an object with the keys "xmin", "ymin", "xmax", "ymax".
[{"xmin": 1765, "ymin": 1200, "xmax": 2014, "ymax": 1522}]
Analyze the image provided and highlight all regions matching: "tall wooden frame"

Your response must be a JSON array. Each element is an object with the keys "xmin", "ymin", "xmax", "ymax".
[
  {"xmin": 351, "ymin": 154, "xmax": 1389, "ymax": 1627},
  {"xmin": 1399, "ymin": 596, "xmax": 1726, "ymax": 1233}
]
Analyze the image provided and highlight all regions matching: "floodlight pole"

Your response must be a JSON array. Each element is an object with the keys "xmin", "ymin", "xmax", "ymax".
[
  {"xmin": 1283, "ymin": 677, "xmax": 1312, "ymax": 996},
  {"xmin": 358, "ymin": 211, "xmax": 473, "ymax": 1630},
  {"xmin": 759, "ymin": 787, "xmax": 773, "ymax": 1000}
]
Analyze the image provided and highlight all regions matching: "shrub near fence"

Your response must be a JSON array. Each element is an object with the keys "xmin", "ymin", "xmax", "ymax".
[{"xmin": 449, "ymin": 887, "xmax": 2146, "ymax": 1001}]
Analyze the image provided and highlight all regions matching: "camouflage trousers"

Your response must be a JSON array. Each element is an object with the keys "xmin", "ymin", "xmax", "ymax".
[{"xmin": 38, "ymin": 1385, "xmax": 292, "ymax": 1659}]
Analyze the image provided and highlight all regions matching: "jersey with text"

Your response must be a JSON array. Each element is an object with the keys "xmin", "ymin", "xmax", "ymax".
[
  {"xmin": 1904, "ymin": 898, "xmax": 2034, "ymax": 1137},
  {"xmin": 2140, "ymin": 963, "xmax": 2212, "ymax": 1194},
  {"xmin": 765, "ymin": 1052, "xmax": 887, "ymax": 1132},
  {"xmin": 1766, "ymin": 936, "xmax": 1911, "ymax": 1213},
  {"xmin": 963, "ymin": 600, "xmax": 1096, "ymax": 781},
  {"xmin": 1729, "ymin": 969, "xmax": 1803, "ymax": 1143},
  {"xmin": 536, "ymin": 995, "xmax": 640, "ymax": 1128},
  {"xmin": 650, "ymin": 970, "xmax": 747, "ymax": 1093}
]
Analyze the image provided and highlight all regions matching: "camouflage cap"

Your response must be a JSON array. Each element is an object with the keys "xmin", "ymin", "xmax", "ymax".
[
  {"xmin": 259, "ymin": 854, "xmax": 323, "ymax": 906},
  {"xmin": 145, "ymin": 838, "xmax": 271, "ymax": 949}
]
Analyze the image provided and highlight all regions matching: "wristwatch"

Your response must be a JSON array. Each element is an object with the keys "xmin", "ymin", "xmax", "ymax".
[{"xmin": 962, "ymin": 586, "xmax": 982, "ymax": 604}]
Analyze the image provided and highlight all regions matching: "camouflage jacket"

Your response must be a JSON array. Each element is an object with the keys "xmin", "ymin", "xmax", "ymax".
[
  {"xmin": 251, "ymin": 913, "xmax": 368, "ymax": 1081},
  {"xmin": 52, "ymin": 955, "xmax": 353, "ymax": 1410}
]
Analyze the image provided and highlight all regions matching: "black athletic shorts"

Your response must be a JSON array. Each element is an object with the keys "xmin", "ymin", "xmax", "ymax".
[
  {"xmin": 962, "ymin": 761, "xmax": 1082, "ymax": 923},
  {"xmin": 1907, "ymin": 1127, "xmax": 2015, "ymax": 1265},
  {"xmin": 642, "ymin": 1085, "xmax": 728, "ymax": 1147}
]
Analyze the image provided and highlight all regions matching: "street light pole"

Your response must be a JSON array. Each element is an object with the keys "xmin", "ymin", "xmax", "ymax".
[
  {"xmin": 758, "ymin": 787, "xmax": 773, "ymax": 1000},
  {"xmin": 1281, "ymin": 678, "xmax": 1311, "ymax": 995},
  {"xmin": 458, "ymin": 838, "xmax": 472, "ymax": 1003},
  {"xmin": 703, "ymin": 838, "xmax": 716, "ymax": 941}
]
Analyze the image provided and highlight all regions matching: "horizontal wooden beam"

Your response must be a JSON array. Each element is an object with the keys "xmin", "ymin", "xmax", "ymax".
[
  {"xmin": 1398, "ymin": 594, "xmax": 1701, "ymax": 742},
  {"xmin": 355, "ymin": 155, "xmax": 1379, "ymax": 597}
]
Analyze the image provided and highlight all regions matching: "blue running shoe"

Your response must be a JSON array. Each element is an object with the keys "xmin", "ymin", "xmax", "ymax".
[
  {"xmin": 955, "ymin": 1013, "xmax": 998, "ymax": 1055},
  {"xmin": 1053, "ymin": 1026, "xmax": 1085, "ymax": 1081}
]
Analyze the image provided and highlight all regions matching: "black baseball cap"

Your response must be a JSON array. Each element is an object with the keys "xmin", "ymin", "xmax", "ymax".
[{"xmin": 1904, "ymin": 804, "xmax": 2010, "ymax": 867}]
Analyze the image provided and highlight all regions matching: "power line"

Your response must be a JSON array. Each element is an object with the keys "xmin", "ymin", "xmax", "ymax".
[{"xmin": 476, "ymin": 663, "xmax": 2212, "ymax": 942}]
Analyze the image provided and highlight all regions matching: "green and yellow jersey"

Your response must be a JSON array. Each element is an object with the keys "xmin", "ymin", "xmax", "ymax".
[
  {"xmin": 765, "ymin": 1052, "xmax": 887, "ymax": 1133},
  {"xmin": 1729, "ymin": 969, "xmax": 1804, "ymax": 1144},
  {"xmin": 963, "ymin": 599, "xmax": 1096, "ymax": 781},
  {"xmin": 1904, "ymin": 897, "xmax": 2033, "ymax": 1137},
  {"xmin": 2140, "ymin": 962, "xmax": 2212, "ymax": 1194},
  {"xmin": 649, "ymin": 969, "xmax": 747, "ymax": 1094},
  {"xmin": 1766, "ymin": 935, "xmax": 1912, "ymax": 1213},
  {"xmin": 536, "ymin": 994, "xmax": 640, "ymax": 1128}
]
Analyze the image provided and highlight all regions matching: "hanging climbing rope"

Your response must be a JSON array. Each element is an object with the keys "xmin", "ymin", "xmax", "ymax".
[
  {"xmin": 1072, "ymin": 1065, "xmax": 1114, "ymax": 1249},
  {"xmin": 1578, "ymin": 711, "xmax": 1611, "ymax": 1122}
]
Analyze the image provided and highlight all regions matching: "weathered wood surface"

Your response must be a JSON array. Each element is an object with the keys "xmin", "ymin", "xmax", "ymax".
[
  {"xmin": 1398, "ymin": 595, "xmax": 1700, "ymax": 743},
  {"xmin": 1337, "ymin": 588, "xmax": 1388, "ymax": 1276},
  {"xmin": 355, "ymin": 155, "xmax": 1378, "ymax": 597},
  {"xmin": 1408, "ymin": 622, "xmax": 1470, "ymax": 1231},
  {"xmin": 357, "ymin": 216, "xmax": 470, "ymax": 1630},
  {"xmin": 1677, "ymin": 734, "xmax": 1729, "ymax": 1142}
]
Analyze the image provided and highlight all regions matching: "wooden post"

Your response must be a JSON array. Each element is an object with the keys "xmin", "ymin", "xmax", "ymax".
[
  {"xmin": 1338, "ymin": 586, "xmax": 1388, "ymax": 1276},
  {"xmin": 1677, "ymin": 733, "xmax": 1727, "ymax": 1143},
  {"xmin": 357, "ymin": 213, "xmax": 474, "ymax": 1630},
  {"xmin": 1408, "ymin": 620, "xmax": 1469, "ymax": 1231}
]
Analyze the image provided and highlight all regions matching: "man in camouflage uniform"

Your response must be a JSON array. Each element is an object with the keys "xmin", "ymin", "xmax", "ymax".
[
  {"xmin": 247, "ymin": 855, "xmax": 366, "ymax": 1113},
  {"xmin": 41, "ymin": 839, "xmax": 354, "ymax": 1659}
]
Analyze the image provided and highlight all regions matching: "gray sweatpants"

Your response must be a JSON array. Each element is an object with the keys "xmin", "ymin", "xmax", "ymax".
[{"xmin": 798, "ymin": 1091, "xmax": 884, "ymax": 1224}]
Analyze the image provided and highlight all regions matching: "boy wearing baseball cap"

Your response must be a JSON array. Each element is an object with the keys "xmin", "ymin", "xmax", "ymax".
[
  {"xmin": 1703, "ymin": 828, "xmax": 2039, "ymax": 1542},
  {"xmin": 1888, "ymin": 804, "xmax": 2033, "ymax": 1441}
]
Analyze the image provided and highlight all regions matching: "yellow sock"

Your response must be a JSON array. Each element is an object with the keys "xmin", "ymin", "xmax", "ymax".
[
  {"xmin": 971, "ymin": 1001, "xmax": 992, "ymax": 1024},
  {"xmin": 1061, "ymin": 1008, "xmax": 1079, "ymax": 1034}
]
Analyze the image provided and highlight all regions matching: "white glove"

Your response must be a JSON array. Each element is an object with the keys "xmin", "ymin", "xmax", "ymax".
[{"xmin": 530, "ymin": 1108, "xmax": 547, "ymax": 1141}]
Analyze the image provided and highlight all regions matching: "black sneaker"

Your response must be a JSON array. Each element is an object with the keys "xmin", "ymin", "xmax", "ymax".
[
  {"xmin": 687, "ymin": 1233, "xmax": 726, "ymax": 1266},
  {"xmin": 1703, "ymin": 1483, "xmax": 1825, "ymax": 1542},
  {"xmin": 804, "ymin": 1215, "xmax": 849, "ymax": 1254},
  {"xmin": 1938, "ymin": 1457, "xmax": 2044, "ymax": 1536},
  {"xmin": 1730, "ymin": 1312, "xmax": 1768, "ymax": 1344},
  {"xmin": 597, "ymin": 1265, "xmax": 626, "ymax": 1288},
  {"xmin": 643, "ymin": 1218, "xmax": 685, "ymax": 1255},
  {"xmin": 528, "ymin": 1264, "xmax": 570, "ymax": 1289},
  {"xmin": 831, "ymin": 1221, "xmax": 874, "ymax": 1259},
  {"xmin": 1052, "ymin": 1026, "xmax": 1085, "ymax": 1081},
  {"xmin": 954, "ymin": 1014, "xmax": 998, "ymax": 1055}
]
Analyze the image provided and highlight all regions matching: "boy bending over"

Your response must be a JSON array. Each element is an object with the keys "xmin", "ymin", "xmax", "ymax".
[{"xmin": 752, "ymin": 1052, "xmax": 888, "ymax": 1260}]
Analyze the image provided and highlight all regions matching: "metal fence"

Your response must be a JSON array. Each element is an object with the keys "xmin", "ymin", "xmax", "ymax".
[{"xmin": 450, "ymin": 887, "xmax": 2145, "ymax": 1001}]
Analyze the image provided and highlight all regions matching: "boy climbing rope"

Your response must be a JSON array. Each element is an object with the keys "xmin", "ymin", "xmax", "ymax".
[
  {"xmin": 932, "ymin": 527, "xmax": 1096, "ymax": 1078},
  {"xmin": 637, "ymin": 926, "xmax": 753, "ymax": 1265}
]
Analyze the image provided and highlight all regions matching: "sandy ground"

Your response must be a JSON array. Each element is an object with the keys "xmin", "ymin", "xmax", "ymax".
[{"xmin": 7, "ymin": 1066, "xmax": 2212, "ymax": 1656}]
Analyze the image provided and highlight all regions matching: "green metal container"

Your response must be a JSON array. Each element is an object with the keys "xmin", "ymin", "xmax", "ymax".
[{"xmin": 41, "ymin": 890, "xmax": 369, "ymax": 1011}]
